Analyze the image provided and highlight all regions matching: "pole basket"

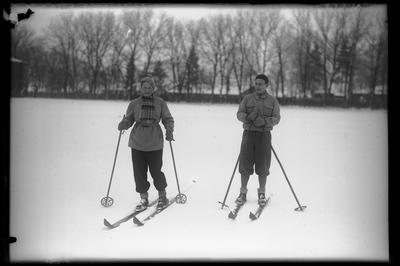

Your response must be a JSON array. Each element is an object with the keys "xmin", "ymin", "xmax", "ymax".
[
  {"xmin": 101, "ymin": 196, "xmax": 114, "ymax": 207},
  {"xmin": 295, "ymin": 206, "xmax": 307, "ymax": 212},
  {"xmin": 217, "ymin": 201, "xmax": 230, "ymax": 210},
  {"xmin": 175, "ymin": 193, "xmax": 187, "ymax": 204}
]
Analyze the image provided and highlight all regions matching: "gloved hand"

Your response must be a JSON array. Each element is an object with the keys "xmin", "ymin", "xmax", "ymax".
[
  {"xmin": 246, "ymin": 111, "xmax": 258, "ymax": 121},
  {"xmin": 253, "ymin": 116, "xmax": 266, "ymax": 127},
  {"xmin": 166, "ymin": 131, "xmax": 174, "ymax": 141},
  {"xmin": 118, "ymin": 120, "xmax": 129, "ymax": 131}
]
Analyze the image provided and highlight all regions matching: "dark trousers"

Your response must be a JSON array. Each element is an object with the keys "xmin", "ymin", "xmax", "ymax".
[
  {"xmin": 131, "ymin": 149, "xmax": 167, "ymax": 194},
  {"xmin": 239, "ymin": 130, "xmax": 272, "ymax": 177}
]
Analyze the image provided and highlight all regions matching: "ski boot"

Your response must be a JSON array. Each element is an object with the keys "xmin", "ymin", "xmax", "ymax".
[
  {"xmin": 156, "ymin": 195, "xmax": 169, "ymax": 211},
  {"xmin": 235, "ymin": 193, "xmax": 247, "ymax": 205},
  {"xmin": 135, "ymin": 198, "xmax": 149, "ymax": 212},
  {"xmin": 258, "ymin": 193, "xmax": 267, "ymax": 206}
]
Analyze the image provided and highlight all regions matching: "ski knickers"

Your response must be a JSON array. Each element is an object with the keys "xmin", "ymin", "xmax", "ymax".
[{"xmin": 239, "ymin": 130, "xmax": 271, "ymax": 177}]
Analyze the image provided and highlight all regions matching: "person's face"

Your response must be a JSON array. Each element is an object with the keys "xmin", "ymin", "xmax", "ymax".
[
  {"xmin": 141, "ymin": 82, "xmax": 154, "ymax": 96},
  {"xmin": 255, "ymin": 78, "xmax": 268, "ymax": 94}
]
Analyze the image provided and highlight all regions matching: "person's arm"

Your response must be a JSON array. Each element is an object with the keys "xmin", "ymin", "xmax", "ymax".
[
  {"xmin": 161, "ymin": 100, "xmax": 174, "ymax": 140},
  {"xmin": 118, "ymin": 101, "xmax": 136, "ymax": 130},
  {"xmin": 264, "ymin": 98, "xmax": 280, "ymax": 127},
  {"xmin": 237, "ymin": 96, "xmax": 251, "ymax": 122},
  {"xmin": 125, "ymin": 102, "xmax": 136, "ymax": 126}
]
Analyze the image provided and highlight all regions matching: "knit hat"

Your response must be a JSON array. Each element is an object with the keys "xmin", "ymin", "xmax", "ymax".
[
  {"xmin": 255, "ymin": 74, "xmax": 269, "ymax": 85},
  {"xmin": 140, "ymin": 76, "xmax": 156, "ymax": 89}
]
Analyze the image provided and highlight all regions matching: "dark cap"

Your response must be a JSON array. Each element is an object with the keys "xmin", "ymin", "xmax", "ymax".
[
  {"xmin": 255, "ymin": 74, "xmax": 269, "ymax": 85},
  {"xmin": 140, "ymin": 76, "xmax": 156, "ymax": 89}
]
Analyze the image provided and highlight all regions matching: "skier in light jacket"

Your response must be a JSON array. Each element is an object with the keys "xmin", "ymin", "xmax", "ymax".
[
  {"xmin": 118, "ymin": 76, "xmax": 174, "ymax": 211},
  {"xmin": 235, "ymin": 74, "xmax": 280, "ymax": 206}
]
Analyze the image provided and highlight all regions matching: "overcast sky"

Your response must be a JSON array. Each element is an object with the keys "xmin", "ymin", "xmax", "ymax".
[
  {"xmin": 10, "ymin": 3, "xmax": 294, "ymax": 33},
  {"xmin": 9, "ymin": 3, "xmax": 385, "ymax": 36}
]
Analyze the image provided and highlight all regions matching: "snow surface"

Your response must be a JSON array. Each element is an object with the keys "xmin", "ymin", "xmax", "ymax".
[{"xmin": 9, "ymin": 98, "xmax": 388, "ymax": 262}]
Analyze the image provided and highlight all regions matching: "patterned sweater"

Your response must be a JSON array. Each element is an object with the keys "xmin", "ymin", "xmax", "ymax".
[{"xmin": 121, "ymin": 95, "xmax": 174, "ymax": 151}]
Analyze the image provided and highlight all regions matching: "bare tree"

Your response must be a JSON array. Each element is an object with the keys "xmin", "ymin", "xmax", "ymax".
[
  {"xmin": 141, "ymin": 10, "xmax": 168, "ymax": 75},
  {"xmin": 219, "ymin": 15, "xmax": 236, "ymax": 98},
  {"xmin": 164, "ymin": 17, "xmax": 189, "ymax": 96},
  {"xmin": 327, "ymin": 9, "xmax": 348, "ymax": 97},
  {"xmin": 75, "ymin": 11, "xmax": 117, "ymax": 94},
  {"xmin": 46, "ymin": 12, "xmax": 80, "ymax": 92},
  {"xmin": 11, "ymin": 24, "xmax": 35, "ymax": 58},
  {"xmin": 216, "ymin": 15, "xmax": 233, "ymax": 98},
  {"xmin": 379, "ymin": 16, "xmax": 388, "ymax": 106},
  {"xmin": 342, "ymin": 6, "xmax": 370, "ymax": 105},
  {"xmin": 250, "ymin": 9, "xmax": 280, "ymax": 75},
  {"xmin": 311, "ymin": 7, "xmax": 351, "ymax": 104},
  {"xmin": 291, "ymin": 9, "xmax": 314, "ymax": 99},
  {"xmin": 360, "ymin": 7, "xmax": 387, "ymax": 108},
  {"xmin": 102, "ymin": 19, "xmax": 127, "ymax": 97},
  {"xmin": 273, "ymin": 19, "xmax": 294, "ymax": 98},
  {"xmin": 121, "ymin": 9, "xmax": 146, "ymax": 96},
  {"xmin": 183, "ymin": 20, "xmax": 201, "ymax": 96},
  {"xmin": 230, "ymin": 10, "xmax": 253, "ymax": 96},
  {"xmin": 45, "ymin": 46, "xmax": 64, "ymax": 93},
  {"xmin": 199, "ymin": 14, "xmax": 236, "ymax": 99},
  {"xmin": 314, "ymin": 8, "xmax": 334, "ymax": 103},
  {"xmin": 11, "ymin": 4, "xmax": 386, "ymax": 108},
  {"xmin": 11, "ymin": 24, "xmax": 36, "ymax": 92},
  {"xmin": 29, "ymin": 37, "xmax": 49, "ymax": 94},
  {"xmin": 198, "ymin": 16, "xmax": 221, "ymax": 97}
]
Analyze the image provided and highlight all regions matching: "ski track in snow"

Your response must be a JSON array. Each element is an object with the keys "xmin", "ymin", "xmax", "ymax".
[{"xmin": 9, "ymin": 98, "xmax": 388, "ymax": 262}]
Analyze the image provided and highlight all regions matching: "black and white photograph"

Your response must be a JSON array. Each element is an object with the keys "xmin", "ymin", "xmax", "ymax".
[{"xmin": 6, "ymin": 2, "xmax": 389, "ymax": 262}]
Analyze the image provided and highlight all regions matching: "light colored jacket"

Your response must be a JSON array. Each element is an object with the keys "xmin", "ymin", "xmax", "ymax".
[
  {"xmin": 237, "ymin": 92, "xmax": 280, "ymax": 131},
  {"xmin": 121, "ymin": 96, "xmax": 174, "ymax": 151}
]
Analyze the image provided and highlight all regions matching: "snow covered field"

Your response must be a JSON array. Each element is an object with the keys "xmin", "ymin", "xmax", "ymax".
[{"xmin": 9, "ymin": 97, "xmax": 388, "ymax": 262}]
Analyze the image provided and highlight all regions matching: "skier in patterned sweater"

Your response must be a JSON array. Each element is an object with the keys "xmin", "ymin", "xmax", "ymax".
[
  {"xmin": 118, "ymin": 76, "xmax": 174, "ymax": 211},
  {"xmin": 236, "ymin": 74, "xmax": 280, "ymax": 206}
]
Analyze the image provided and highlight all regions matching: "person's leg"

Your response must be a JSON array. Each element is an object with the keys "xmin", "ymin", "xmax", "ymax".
[
  {"xmin": 255, "ymin": 131, "xmax": 271, "ymax": 181},
  {"xmin": 258, "ymin": 175, "xmax": 267, "ymax": 193},
  {"xmin": 132, "ymin": 149, "xmax": 151, "ymax": 210},
  {"xmin": 131, "ymin": 149, "xmax": 151, "ymax": 194},
  {"xmin": 254, "ymin": 131, "xmax": 271, "ymax": 177},
  {"xmin": 147, "ymin": 149, "xmax": 168, "ymax": 194},
  {"xmin": 237, "ymin": 130, "xmax": 255, "ymax": 204},
  {"xmin": 147, "ymin": 149, "xmax": 169, "ymax": 209},
  {"xmin": 238, "ymin": 130, "xmax": 255, "ymax": 182},
  {"xmin": 255, "ymin": 131, "xmax": 271, "ymax": 205},
  {"xmin": 257, "ymin": 175, "xmax": 268, "ymax": 205}
]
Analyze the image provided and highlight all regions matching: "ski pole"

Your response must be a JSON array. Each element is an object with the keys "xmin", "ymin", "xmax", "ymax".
[
  {"xmin": 101, "ymin": 115, "xmax": 125, "ymax": 207},
  {"xmin": 271, "ymin": 145, "xmax": 307, "ymax": 211},
  {"xmin": 169, "ymin": 141, "xmax": 187, "ymax": 204},
  {"xmin": 218, "ymin": 152, "xmax": 240, "ymax": 209}
]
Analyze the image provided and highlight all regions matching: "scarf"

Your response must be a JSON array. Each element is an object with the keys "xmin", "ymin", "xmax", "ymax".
[{"xmin": 139, "ymin": 95, "xmax": 156, "ymax": 126}]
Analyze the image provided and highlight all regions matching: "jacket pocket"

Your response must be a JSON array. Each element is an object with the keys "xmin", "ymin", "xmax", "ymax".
[
  {"xmin": 246, "ymin": 105, "xmax": 256, "ymax": 114},
  {"xmin": 262, "ymin": 106, "xmax": 273, "ymax": 117}
]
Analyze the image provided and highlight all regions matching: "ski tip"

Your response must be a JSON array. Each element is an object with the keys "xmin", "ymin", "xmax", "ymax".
[
  {"xmin": 249, "ymin": 212, "xmax": 257, "ymax": 220},
  {"xmin": 133, "ymin": 217, "xmax": 144, "ymax": 226}
]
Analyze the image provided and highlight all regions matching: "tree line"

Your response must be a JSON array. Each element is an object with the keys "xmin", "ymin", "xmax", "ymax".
[{"xmin": 11, "ymin": 5, "xmax": 387, "ymax": 108}]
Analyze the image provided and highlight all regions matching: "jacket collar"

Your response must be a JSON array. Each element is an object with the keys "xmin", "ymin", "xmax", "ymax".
[
  {"xmin": 254, "ymin": 91, "xmax": 268, "ymax": 99},
  {"xmin": 141, "ymin": 94, "xmax": 154, "ymax": 100}
]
